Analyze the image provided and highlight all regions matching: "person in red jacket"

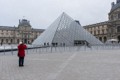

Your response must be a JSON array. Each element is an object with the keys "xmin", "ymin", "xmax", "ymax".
[{"xmin": 18, "ymin": 42, "xmax": 27, "ymax": 67}]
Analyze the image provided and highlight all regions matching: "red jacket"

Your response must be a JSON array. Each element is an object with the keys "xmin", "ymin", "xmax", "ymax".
[{"xmin": 18, "ymin": 44, "xmax": 27, "ymax": 57}]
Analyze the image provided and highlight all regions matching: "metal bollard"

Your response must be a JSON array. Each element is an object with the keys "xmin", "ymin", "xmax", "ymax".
[
  {"xmin": 4, "ymin": 45, "xmax": 5, "ymax": 55},
  {"xmin": 11, "ymin": 45, "xmax": 13, "ymax": 55},
  {"xmin": 51, "ymin": 46, "xmax": 52, "ymax": 53}
]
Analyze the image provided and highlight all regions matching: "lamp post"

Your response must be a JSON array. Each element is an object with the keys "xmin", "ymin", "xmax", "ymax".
[{"xmin": 13, "ymin": 26, "xmax": 16, "ymax": 44}]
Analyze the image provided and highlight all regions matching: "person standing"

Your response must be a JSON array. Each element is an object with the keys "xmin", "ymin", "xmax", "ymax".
[{"xmin": 18, "ymin": 42, "xmax": 27, "ymax": 67}]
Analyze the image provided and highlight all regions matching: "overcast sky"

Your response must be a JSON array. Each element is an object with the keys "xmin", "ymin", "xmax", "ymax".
[{"xmin": 0, "ymin": 0, "xmax": 116, "ymax": 29}]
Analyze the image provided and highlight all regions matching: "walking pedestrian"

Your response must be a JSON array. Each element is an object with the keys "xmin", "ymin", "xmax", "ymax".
[{"xmin": 18, "ymin": 42, "xmax": 27, "ymax": 67}]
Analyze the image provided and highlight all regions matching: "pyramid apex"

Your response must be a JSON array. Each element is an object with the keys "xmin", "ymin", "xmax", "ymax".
[
  {"xmin": 59, "ymin": 12, "xmax": 73, "ymax": 21},
  {"xmin": 61, "ymin": 12, "xmax": 67, "ymax": 15},
  {"xmin": 62, "ymin": 12, "xmax": 65, "ymax": 14}
]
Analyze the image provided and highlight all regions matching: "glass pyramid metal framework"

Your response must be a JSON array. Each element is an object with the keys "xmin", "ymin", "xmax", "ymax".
[{"xmin": 33, "ymin": 13, "xmax": 103, "ymax": 46}]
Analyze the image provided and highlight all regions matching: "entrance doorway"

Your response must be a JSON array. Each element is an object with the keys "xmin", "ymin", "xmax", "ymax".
[{"xmin": 74, "ymin": 40, "xmax": 87, "ymax": 46}]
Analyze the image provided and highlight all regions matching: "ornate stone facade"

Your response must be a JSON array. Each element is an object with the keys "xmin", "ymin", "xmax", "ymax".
[
  {"xmin": 0, "ymin": 19, "xmax": 44, "ymax": 44},
  {"xmin": 84, "ymin": 0, "xmax": 120, "ymax": 43}
]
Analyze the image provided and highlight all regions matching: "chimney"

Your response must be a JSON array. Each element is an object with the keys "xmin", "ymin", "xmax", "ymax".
[{"xmin": 111, "ymin": 2, "xmax": 115, "ymax": 7}]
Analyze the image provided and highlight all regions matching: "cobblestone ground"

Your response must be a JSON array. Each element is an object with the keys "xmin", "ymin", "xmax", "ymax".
[{"xmin": 0, "ymin": 50, "xmax": 120, "ymax": 80}]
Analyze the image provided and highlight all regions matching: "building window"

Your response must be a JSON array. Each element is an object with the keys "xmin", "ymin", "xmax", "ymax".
[
  {"xmin": 6, "ymin": 39, "xmax": 8, "ymax": 43},
  {"xmin": 111, "ymin": 15, "xmax": 113, "ymax": 20},
  {"xmin": 1, "ymin": 39, "xmax": 3, "ymax": 44},
  {"xmin": 117, "ymin": 26, "xmax": 120, "ymax": 32},
  {"xmin": 17, "ymin": 39, "xmax": 19, "ymax": 44},
  {"xmin": 98, "ymin": 30, "xmax": 100, "ymax": 34},
  {"xmin": 94, "ymin": 31, "xmax": 96, "ymax": 35},
  {"xmin": 104, "ymin": 37, "xmax": 107, "ymax": 42},
  {"xmin": 47, "ymin": 43, "xmax": 49, "ymax": 46},
  {"xmin": 11, "ymin": 39, "xmax": 13, "ymax": 43},
  {"xmin": 44, "ymin": 43, "xmax": 46, "ymax": 46},
  {"xmin": 32, "ymin": 39, "xmax": 34, "ymax": 42},
  {"xmin": 90, "ymin": 31, "xmax": 92, "ymax": 34},
  {"xmin": 118, "ymin": 13, "xmax": 120, "ymax": 19},
  {"xmin": 102, "ymin": 30, "xmax": 104, "ymax": 34},
  {"xmin": 99, "ymin": 37, "xmax": 102, "ymax": 41}
]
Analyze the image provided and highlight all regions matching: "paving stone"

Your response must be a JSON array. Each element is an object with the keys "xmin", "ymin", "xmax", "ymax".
[{"xmin": 0, "ymin": 50, "xmax": 120, "ymax": 80}]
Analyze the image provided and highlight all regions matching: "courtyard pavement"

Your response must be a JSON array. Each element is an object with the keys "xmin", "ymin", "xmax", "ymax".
[{"xmin": 0, "ymin": 50, "xmax": 120, "ymax": 80}]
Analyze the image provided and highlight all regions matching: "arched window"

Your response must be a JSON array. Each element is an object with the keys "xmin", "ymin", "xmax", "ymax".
[{"xmin": 44, "ymin": 43, "xmax": 46, "ymax": 46}]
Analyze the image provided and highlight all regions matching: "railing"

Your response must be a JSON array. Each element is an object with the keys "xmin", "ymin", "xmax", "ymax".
[{"xmin": 0, "ymin": 44, "xmax": 120, "ymax": 55}]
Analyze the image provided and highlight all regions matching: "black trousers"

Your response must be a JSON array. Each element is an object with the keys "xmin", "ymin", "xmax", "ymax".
[{"xmin": 19, "ymin": 57, "xmax": 24, "ymax": 66}]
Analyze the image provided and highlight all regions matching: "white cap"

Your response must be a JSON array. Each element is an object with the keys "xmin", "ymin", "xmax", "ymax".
[{"xmin": 19, "ymin": 42, "xmax": 22, "ymax": 44}]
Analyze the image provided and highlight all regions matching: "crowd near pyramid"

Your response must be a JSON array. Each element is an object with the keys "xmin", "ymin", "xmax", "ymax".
[{"xmin": 33, "ymin": 12, "xmax": 102, "ymax": 46}]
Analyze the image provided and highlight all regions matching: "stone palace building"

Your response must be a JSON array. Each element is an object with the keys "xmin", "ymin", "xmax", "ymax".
[
  {"xmin": 0, "ymin": 19, "xmax": 44, "ymax": 44},
  {"xmin": 84, "ymin": 0, "xmax": 120, "ymax": 43}
]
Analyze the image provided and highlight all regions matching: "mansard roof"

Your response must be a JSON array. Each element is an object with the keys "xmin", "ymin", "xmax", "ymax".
[
  {"xmin": 0, "ymin": 26, "xmax": 45, "ymax": 32},
  {"xmin": 31, "ymin": 28, "xmax": 45, "ymax": 32},
  {"xmin": 83, "ymin": 21, "xmax": 110, "ymax": 28},
  {"xmin": 110, "ymin": 0, "xmax": 120, "ymax": 13},
  {"xmin": 0, "ymin": 26, "xmax": 15, "ymax": 30},
  {"xmin": 18, "ymin": 19, "xmax": 31, "ymax": 27}
]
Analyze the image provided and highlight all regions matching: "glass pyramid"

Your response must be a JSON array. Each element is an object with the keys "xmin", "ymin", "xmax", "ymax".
[{"xmin": 32, "ymin": 12, "xmax": 103, "ymax": 46}]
